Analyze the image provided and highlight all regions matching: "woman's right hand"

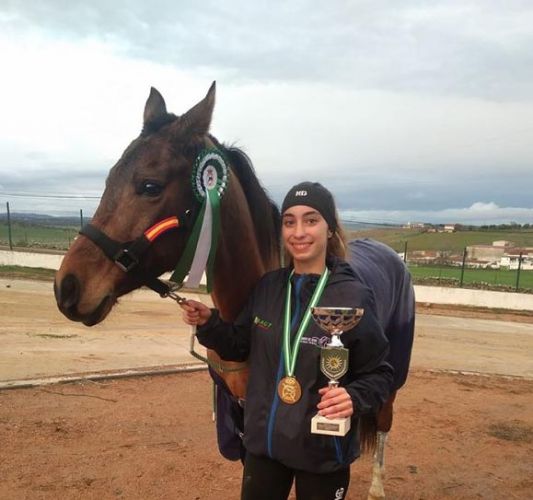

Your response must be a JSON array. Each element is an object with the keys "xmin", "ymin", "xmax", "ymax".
[{"xmin": 179, "ymin": 299, "xmax": 212, "ymax": 327}]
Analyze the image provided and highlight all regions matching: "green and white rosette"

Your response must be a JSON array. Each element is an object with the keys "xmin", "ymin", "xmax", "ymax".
[{"xmin": 170, "ymin": 148, "xmax": 229, "ymax": 291}]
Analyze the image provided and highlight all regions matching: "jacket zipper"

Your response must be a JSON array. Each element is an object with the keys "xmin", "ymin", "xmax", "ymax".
[
  {"xmin": 334, "ymin": 436, "xmax": 344, "ymax": 464},
  {"xmin": 266, "ymin": 274, "xmax": 305, "ymax": 458}
]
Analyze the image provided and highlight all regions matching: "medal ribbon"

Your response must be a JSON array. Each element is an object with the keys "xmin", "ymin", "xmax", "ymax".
[{"xmin": 282, "ymin": 268, "xmax": 330, "ymax": 377}]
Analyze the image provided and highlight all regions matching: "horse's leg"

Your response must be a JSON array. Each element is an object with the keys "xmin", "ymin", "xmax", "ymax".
[{"xmin": 368, "ymin": 391, "xmax": 397, "ymax": 500}]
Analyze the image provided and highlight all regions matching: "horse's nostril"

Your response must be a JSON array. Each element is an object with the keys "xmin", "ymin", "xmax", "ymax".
[{"xmin": 58, "ymin": 274, "xmax": 80, "ymax": 309}]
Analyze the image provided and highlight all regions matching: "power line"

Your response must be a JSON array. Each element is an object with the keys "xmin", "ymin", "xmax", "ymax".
[
  {"xmin": 341, "ymin": 219, "xmax": 400, "ymax": 227},
  {"xmin": 341, "ymin": 215, "xmax": 403, "ymax": 227},
  {"xmin": 1, "ymin": 191, "xmax": 405, "ymax": 226},
  {"xmin": 0, "ymin": 191, "xmax": 101, "ymax": 200}
]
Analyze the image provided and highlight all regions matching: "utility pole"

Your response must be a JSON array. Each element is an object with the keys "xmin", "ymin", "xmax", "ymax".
[
  {"xmin": 515, "ymin": 252, "xmax": 523, "ymax": 291},
  {"xmin": 459, "ymin": 247, "xmax": 467, "ymax": 287},
  {"xmin": 6, "ymin": 202, "xmax": 13, "ymax": 250}
]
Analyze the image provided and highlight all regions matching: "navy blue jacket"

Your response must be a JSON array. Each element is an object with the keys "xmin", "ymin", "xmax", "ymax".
[{"xmin": 196, "ymin": 257, "xmax": 394, "ymax": 473}]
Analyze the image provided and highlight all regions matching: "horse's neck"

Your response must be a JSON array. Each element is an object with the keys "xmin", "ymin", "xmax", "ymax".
[
  {"xmin": 212, "ymin": 228, "xmax": 265, "ymax": 321},
  {"xmin": 211, "ymin": 182, "xmax": 268, "ymax": 321}
]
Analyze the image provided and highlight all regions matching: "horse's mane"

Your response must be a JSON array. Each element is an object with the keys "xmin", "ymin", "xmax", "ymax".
[
  {"xmin": 210, "ymin": 136, "xmax": 281, "ymax": 269},
  {"xmin": 137, "ymin": 113, "xmax": 281, "ymax": 268}
]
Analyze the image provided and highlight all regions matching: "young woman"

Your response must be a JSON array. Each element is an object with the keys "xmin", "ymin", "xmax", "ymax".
[{"xmin": 181, "ymin": 182, "xmax": 393, "ymax": 500}]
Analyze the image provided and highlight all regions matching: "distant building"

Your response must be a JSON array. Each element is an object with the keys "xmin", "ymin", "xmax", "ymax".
[
  {"xmin": 467, "ymin": 241, "xmax": 518, "ymax": 264},
  {"xmin": 467, "ymin": 244, "xmax": 507, "ymax": 262},
  {"xmin": 403, "ymin": 222, "xmax": 429, "ymax": 229},
  {"xmin": 494, "ymin": 240, "xmax": 515, "ymax": 246},
  {"xmin": 500, "ymin": 249, "xmax": 533, "ymax": 270},
  {"xmin": 443, "ymin": 224, "xmax": 457, "ymax": 233}
]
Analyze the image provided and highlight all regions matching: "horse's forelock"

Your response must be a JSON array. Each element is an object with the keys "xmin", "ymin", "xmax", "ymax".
[{"xmin": 141, "ymin": 113, "xmax": 178, "ymax": 137}]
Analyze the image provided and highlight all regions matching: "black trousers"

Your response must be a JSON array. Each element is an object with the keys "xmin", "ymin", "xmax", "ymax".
[{"xmin": 241, "ymin": 452, "xmax": 350, "ymax": 500}]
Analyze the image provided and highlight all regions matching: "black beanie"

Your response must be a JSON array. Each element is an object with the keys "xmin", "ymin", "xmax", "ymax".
[{"xmin": 281, "ymin": 182, "xmax": 337, "ymax": 231}]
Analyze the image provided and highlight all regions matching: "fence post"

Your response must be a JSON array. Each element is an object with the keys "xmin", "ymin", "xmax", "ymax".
[
  {"xmin": 403, "ymin": 241, "xmax": 408, "ymax": 263},
  {"xmin": 459, "ymin": 247, "xmax": 467, "ymax": 287},
  {"xmin": 515, "ymin": 252, "xmax": 523, "ymax": 291},
  {"xmin": 6, "ymin": 201, "xmax": 13, "ymax": 250},
  {"xmin": 80, "ymin": 209, "xmax": 84, "ymax": 229}
]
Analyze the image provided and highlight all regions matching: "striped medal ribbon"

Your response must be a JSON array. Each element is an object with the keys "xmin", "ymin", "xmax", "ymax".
[{"xmin": 277, "ymin": 267, "xmax": 330, "ymax": 404}]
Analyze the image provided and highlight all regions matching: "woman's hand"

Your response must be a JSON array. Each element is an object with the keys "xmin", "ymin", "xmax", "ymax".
[
  {"xmin": 180, "ymin": 300, "xmax": 212, "ymax": 327},
  {"xmin": 317, "ymin": 386, "xmax": 354, "ymax": 419}
]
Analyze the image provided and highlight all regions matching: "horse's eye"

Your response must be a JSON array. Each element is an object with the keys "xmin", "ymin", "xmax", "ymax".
[{"xmin": 141, "ymin": 181, "xmax": 163, "ymax": 197}]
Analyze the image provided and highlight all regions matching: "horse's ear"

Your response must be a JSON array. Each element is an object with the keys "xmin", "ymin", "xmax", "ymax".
[
  {"xmin": 143, "ymin": 87, "xmax": 168, "ymax": 127},
  {"xmin": 178, "ymin": 81, "xmax": 216, "ymax": 136}
]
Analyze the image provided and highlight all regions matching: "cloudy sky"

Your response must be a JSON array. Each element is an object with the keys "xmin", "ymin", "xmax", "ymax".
[{"xmin": 1, "ymin": 1, "xmax": 532, "ymax": 224}]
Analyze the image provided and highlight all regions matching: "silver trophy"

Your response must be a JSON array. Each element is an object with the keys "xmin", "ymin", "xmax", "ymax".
[{"xmin": 310, "ymin": 307, "xmax": 364, "ymax": 436}]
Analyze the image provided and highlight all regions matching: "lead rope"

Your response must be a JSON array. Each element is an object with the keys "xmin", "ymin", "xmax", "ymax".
[{"xmin": 162, "ymin": 286, "xmax": 247, "ymax": 373}]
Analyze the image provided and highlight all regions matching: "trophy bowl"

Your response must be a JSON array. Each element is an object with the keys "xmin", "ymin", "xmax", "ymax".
[
  {"xmin": 309, "ymin": 307, "xmax": 364, "ymax": 437},
  {"xmin": 311, "ymin": 307, "xmax": 364, "ymax": 347}
]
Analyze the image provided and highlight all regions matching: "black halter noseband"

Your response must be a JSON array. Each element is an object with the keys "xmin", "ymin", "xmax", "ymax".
[{"xmin": 79, "ymin": 210, "xmax": 194, "ymax": 297}]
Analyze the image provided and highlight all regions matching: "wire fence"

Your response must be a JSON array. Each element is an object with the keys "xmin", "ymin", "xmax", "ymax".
[
  {"xmin": 0, "ymin": 202, "xmax": 89, "ymax": 251},
  {"xmin": 1, "ymin": 201, "xmax": 532, "ymax": 292},
  {"xmin": 396, "ymin": 244, "xmax": 532, "ymax": 293}
]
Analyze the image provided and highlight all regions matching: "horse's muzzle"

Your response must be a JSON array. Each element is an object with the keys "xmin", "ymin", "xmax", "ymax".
[{"xmin": 54, "ymin": 274, "xmax": 113, "ymax": 326}]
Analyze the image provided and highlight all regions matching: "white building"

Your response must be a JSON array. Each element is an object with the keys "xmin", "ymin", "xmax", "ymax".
[{"xmin": 500, "ymin": 250, "xmax": 533, "ymax": 270}]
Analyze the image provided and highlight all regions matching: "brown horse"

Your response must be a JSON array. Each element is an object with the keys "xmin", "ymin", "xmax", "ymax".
[
  {"xmin": 55, "ymin": 83, "xmax": 414, "ymax": 499},
  {"xmin": 54, "ymin": 82, "xmax": 280, "ymax": 398}
]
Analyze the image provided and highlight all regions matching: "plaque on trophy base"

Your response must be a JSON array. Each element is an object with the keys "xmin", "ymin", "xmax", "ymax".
[
  {"xmin": 310, "ymin": 307, "xmax": 364, "ymax": 437},
  {"xmin": 311, "ymin": 413, "xmax": 351, "ymax": 436}
]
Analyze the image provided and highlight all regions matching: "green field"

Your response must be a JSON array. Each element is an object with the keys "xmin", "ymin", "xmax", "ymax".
[
  {"xmin": 347, "ymin": 227, "xmax": 533, "ymax": 253},
  {"xmin": 3, "ymin": 222, "xmax": 533, "ymax": 253},
  {"xmin": 0, "ymin": 222, "xmax": 79, "ymax": 250},
  {"xmin": 2, "ymin": 221, "xmax": 532, "ymax": 291},
  {"xmin": 409, "ymin": 264, "xmax": 533, "ymax": 291}
]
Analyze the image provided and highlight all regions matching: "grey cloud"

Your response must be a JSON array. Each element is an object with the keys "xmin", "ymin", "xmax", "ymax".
[
  {"xmin": 1, "ymin": 164, "xmax": 106, "ymax": 194},
  {"xmin": 3, "ymin": 159, "xmax": 532, "ymax": 223},
  {"xmin": 4, "ymin": 1, "xmax": 533, "ymax": 100},
  {"xmin": 265, "ymin": 167, "xmax": 533, "ymax": 213}
]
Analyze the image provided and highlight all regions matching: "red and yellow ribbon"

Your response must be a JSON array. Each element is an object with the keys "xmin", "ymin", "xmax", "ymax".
[{"xmin": 144, "ymin": 216, "xmax": 180, "ymax": 242}]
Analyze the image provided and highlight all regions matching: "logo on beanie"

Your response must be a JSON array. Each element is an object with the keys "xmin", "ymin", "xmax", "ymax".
[{"xmin": 295, "ymin": 190, "xmax": 308, "ymax": 196}]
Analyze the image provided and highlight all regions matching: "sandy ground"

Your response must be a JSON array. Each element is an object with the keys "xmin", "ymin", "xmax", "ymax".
[
  {"xmin": 0, "ymin": 279, "xmax": 208, "ymax": 386},
  {"xmin": 1, "ymin": 279, "xmax": 532, "ymax": 384},
  {"xmin": 0, "ymin": 279, "xmax": 532, "ymax": 499}
]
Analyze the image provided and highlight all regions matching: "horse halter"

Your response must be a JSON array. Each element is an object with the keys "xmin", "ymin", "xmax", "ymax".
[
  {"xmin": 79, "ymin": 145, "xmax": 229, "ymax": 303},
  {"xmin": 79, "ymin": 213, "xmax": 192, "ymax": 300}
]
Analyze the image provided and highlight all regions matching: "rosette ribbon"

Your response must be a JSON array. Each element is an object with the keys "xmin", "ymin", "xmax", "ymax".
[{"xmin": 170, "ymin": 148, "xmax": 228, "ymax": 292}]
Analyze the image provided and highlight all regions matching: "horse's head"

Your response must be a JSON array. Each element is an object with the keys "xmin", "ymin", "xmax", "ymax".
[{"xmin": 55, "ymin": 83, "xmax": 218, "ymax": 325}]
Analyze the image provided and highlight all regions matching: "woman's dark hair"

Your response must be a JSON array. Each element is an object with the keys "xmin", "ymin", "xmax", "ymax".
[{"xmin": 327, "ymin": 209, "xmax": 347, "ymax": 259}]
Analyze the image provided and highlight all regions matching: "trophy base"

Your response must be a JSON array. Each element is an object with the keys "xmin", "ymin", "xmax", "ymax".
[{"xmin": 311, "ymin": 414, "xmax": 350, "ymax": 436}]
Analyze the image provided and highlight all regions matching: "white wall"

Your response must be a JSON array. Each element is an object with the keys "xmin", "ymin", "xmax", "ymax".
[
  {"xmin": 2, "ymin": 249, "xmax": 532, "ymax": 311},
  {"xmin": 415, "ymin": 285, "xmax": 533, "ymax": 311},
  {"xmin": 0, "ymin": 249, "xmax": 64, "ymax": 270}
]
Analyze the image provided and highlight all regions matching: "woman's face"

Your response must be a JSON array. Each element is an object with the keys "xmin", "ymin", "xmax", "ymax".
[{"xmin": 282, "ymin": 205, "xmax": 329, "ymax": 272}]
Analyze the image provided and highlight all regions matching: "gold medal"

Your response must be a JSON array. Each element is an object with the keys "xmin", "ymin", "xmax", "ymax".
[
  {"xmin": 277, "ymin": 376, "xmax": 302, "ymax": 404},
  {"xmin": 278, "ymin": 269, "xmax": 329, "ymax": 406}
]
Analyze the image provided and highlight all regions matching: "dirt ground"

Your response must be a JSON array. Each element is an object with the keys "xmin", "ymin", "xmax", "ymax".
[
  {"xmin": 0, "ymin": 280, "xmax": 532, "ymax": 499},
  {"xmin": 0, "ymin": 371, "xmax": 531, "ymax": 500}
]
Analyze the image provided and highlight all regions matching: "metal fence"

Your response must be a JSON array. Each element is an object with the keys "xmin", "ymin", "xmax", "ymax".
[
  {"xmin": 2, "ymin": 202, "xmax": 532, "ymax": 292},
  {"xmin": 0, "ymin": 202, "xmax": 90, "ymax": 251},
  {"xmin": 398, "ymin": 244, "xmax": 532, "ymax": 293}
]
